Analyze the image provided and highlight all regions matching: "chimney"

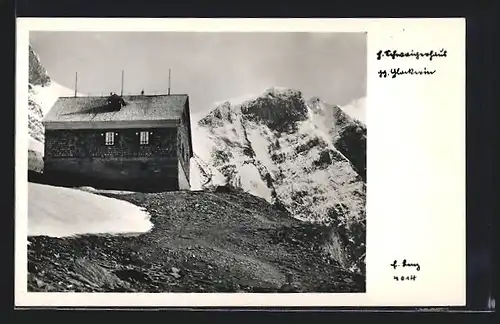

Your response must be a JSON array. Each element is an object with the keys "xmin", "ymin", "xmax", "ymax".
[{"xmin": 168, "ymin": 69, "xmax": 171, "ymax": 95}]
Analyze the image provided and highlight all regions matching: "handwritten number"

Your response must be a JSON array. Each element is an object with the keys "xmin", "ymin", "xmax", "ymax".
[{"xmin": 393, "ymin": 275, "xmax": 417, "ymax": 282}]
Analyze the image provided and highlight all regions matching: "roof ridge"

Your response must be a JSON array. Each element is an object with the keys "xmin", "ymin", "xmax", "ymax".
[{"xmin": 45, "ymin": 92, "xmax": 188, "ymax": 124}]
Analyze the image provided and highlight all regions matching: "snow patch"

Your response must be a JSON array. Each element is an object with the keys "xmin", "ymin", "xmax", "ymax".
[
  {"xmin": 28, "ymin": 136, "xmax": 44, "ymax": 155},
  {"xmin": 189, "ymin": 158, "xmax": 204, "ymax": 190},
  {"xmin": 28, "ymin": 183, "xmax": 153, "ymax": 238},
  {"xmin": 31, "ymin": 81, "xmax": 83, "ymax": 116},
  {"xmin": 77, "ymin": 186, "xmax": 136, "ymax": 195},
  {"xmin": 245, "ymin": 123, "xmax": 278, "ymax": 176},
  {"xmin": 237, "ymin": 163, "xmax": 273, "ymax": 202}
]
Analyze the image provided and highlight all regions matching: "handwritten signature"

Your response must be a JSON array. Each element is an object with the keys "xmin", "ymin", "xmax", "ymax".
[{"xmin": 391, "ymin": 259, "xmax": 421, "ymax": 271}]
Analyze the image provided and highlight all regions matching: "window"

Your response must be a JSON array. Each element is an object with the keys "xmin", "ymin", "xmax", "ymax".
[
  {"xmin": 105, "ymin": 132, "xmax": 115, "ymax": 146},
  {"xmin": 140, "ymin": 131, "xmax": 149, "ymax": 145}
]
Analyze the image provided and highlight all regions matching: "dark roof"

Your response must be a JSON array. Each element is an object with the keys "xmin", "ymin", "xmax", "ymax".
[{"xmin": 43, "ymin": 94, "xmax": 188, "ymax": 124}]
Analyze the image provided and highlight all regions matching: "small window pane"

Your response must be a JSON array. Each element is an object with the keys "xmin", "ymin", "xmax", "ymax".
[
  {"xmin": 105, "ymin": 132, "xmax": 115, "ymax": 145},
  {"xmin": 140, "ymin": 131, "xmax": 149, "ymax": 145}
]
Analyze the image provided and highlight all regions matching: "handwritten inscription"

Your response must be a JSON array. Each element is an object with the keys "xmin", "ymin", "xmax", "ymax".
[
  {"xmin": 378, "ymin": 67, "xmax": 436, "ymax": 79},
  {"xmin": 390, "ymin": 259, "xmax": 420, "ymax": 282},
  {"xmin": 377, "ymin": 49, "xmax": 446, "ymax": 79},
  {"xmin": 376, "ymin": 49, "xmax": 447, "ymax": 61}
]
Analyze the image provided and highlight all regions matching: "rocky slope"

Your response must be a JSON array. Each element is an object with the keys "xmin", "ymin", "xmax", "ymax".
[
  {"xmin": 28, "ymin": 45, "xmax": 51, "ymax": 144},
  {"xmin": 28, "ymin": 188, "xmax": 365, "ymax": 293},
  {"xmin": 190, "ymin": 88, "xmax": 366, "ymax": 273},
  {"xmin": 28, "ymin": 45, "xmax": 82, "ymax": 174}
]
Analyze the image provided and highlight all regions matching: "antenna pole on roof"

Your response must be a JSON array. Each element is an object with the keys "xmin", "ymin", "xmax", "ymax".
[
  {"xmin": 74, "ymin": 72, "xmax": 78, "ymax": 97},
  {"xmin": 121, "ymin": 70, "xmax": 124, "ymax": 96},
  {"xmin": 168, "ymin": 69, "xmax": 171, "ymax": 95}
]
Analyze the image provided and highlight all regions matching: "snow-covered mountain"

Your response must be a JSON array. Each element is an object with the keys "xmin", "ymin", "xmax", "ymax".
[
  {"xmin": 28, "ymin": 45, "xmax": 82, "ymax": 155},
  {"xmin": 190, "ymin": 87, "xmax": 367, "ymax": 272}
]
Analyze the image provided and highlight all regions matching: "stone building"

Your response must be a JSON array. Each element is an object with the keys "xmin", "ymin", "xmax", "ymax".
[{"xmin": 42, "ymin": 92, "xmax": 193, "ymax": 192}]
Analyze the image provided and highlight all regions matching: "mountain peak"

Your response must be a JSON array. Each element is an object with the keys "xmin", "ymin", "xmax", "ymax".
[
  {"xmin": 212, "ymin": 87, "xmax": 303, "ymax": 110},
  {"xmin": 200, "ymin": 87, "xmax": 308, "ymax": 134},
  {"xmin": 262, "ymin": 86, "xmax": 302, "ymax": 97},
  {"xmin": 29, "ymin": 45, "xmax": 51, "ymax": 87},
  {"xmin": 239, "ymin": 87, "xmax": 307, "ymax": 134},
  {"xmin": 306, "ymin": 96, "xmax": 326, "ymax": 114}
]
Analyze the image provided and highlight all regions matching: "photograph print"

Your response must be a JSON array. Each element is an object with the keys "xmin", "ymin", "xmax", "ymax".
[{"xmin": 26, "ymin": 31, "xmax": 367, "ymax": 293}]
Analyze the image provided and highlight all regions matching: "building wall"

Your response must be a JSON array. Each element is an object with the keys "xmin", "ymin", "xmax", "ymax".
[
  {"xmin": 177, "ymin": 159, "xmax": 190, "ymax": 190},
  {"xmin": 176, "ymin": 102, "xmax": 193, "ymax": 188},
  {"xmin": 45, "ymin": 127, "xmax": 177, "ymax": 159},
  {"xmin": 44, "ymin": 127, "xmax": 180, "ymax": 191}
]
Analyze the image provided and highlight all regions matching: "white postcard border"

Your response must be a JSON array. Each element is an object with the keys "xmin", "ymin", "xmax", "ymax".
[{"xmin": 15, "ymin": 18, "xmax": 466, "ymax": 307}]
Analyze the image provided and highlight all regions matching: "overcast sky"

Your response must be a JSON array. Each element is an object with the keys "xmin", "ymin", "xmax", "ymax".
[{"xmin": 30, "ymin": 31, "xmax": 366, "ymax": 118}]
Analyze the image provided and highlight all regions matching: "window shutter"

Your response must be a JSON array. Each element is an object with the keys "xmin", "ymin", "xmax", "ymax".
[{"xmin": 149, "ymin": 131, "xmax": 155, "ymax": 146}]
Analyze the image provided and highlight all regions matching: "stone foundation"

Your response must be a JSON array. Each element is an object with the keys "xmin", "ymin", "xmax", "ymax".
[{"xmin": 43, "ymin": 156, "xmax": 180, "ymax": 192}]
